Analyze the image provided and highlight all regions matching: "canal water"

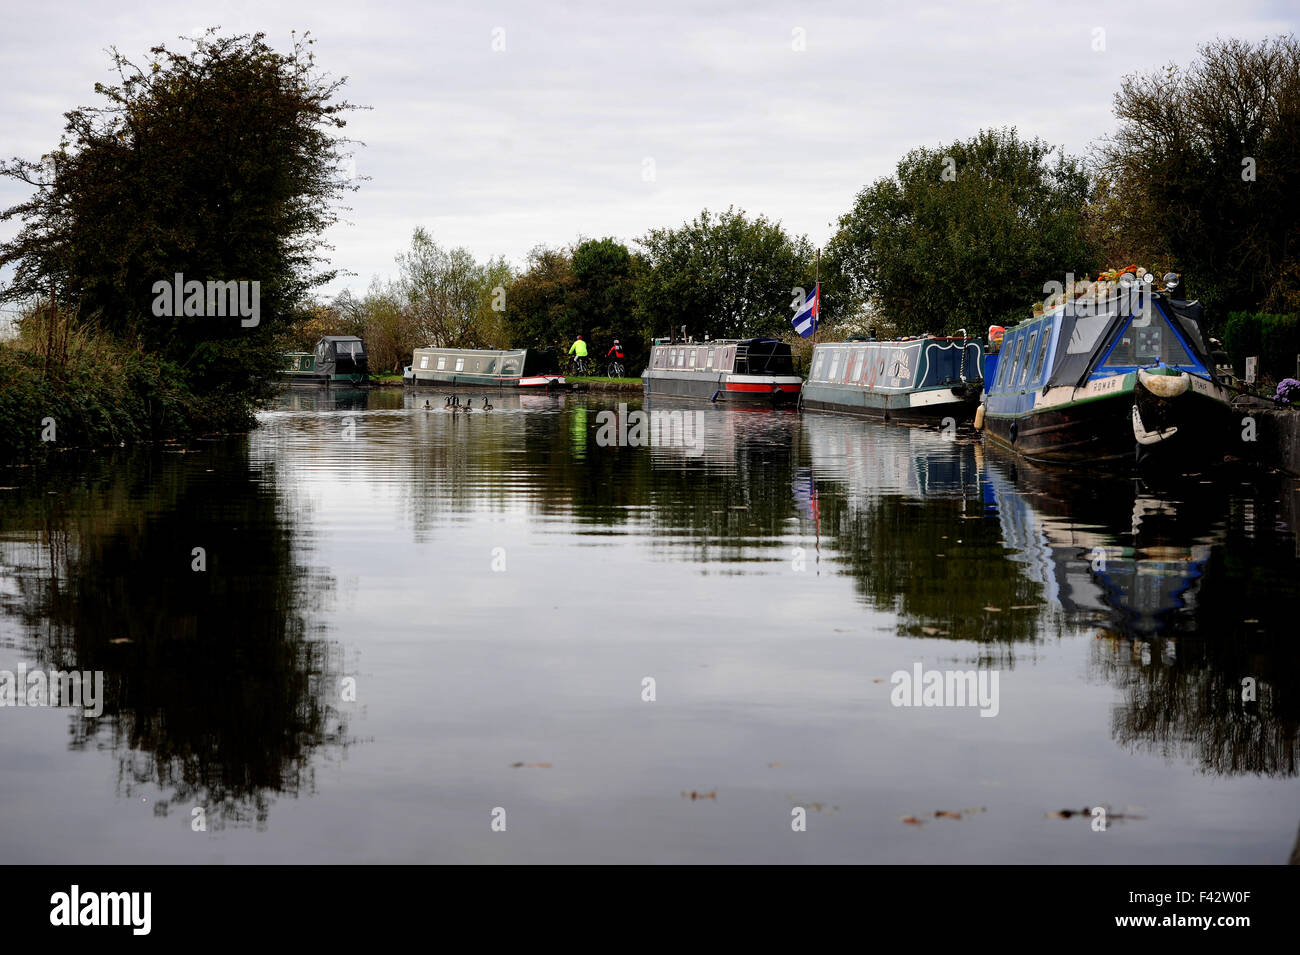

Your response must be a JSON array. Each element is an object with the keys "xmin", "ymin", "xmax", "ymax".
[{"xmin": 1, "ymin": 387, "xmax": 1297, "ymax": 863}]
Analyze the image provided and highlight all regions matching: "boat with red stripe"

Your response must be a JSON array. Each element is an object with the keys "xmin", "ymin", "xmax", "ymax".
[{"xmin": 642, "ymin": 337, "xmax": 802, "ymax": 406}]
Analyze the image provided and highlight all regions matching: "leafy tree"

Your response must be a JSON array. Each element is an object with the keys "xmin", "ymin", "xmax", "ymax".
[
  {"xmin": 570, "ymin": 238, "xmax": 643, "ymax": 367},
  {"xmin": 1096, "ymin": 36, "xmax": 1300, "ymax": 320},
  {"xmin": 635, "ymin": 207, "xmax": 815, "ymax": 341},
  {"xmin": 0, "ymin": 31, "xmax": 360, "ymax": 400},
  {"xmin": 830, "ymin": 128, "xmax": 1097, "ymax": 336},
  {"xmin": 396, "ymin": 227, "xmax": 512, "ymax": 349},
  {"xmin": 504, "ymin": 245, "xmax": 579, "ymax": 361}
]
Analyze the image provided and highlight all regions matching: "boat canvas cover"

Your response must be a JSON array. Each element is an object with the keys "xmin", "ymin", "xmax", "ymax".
[
  {"xmin": 1042, "ymin": 290, "xmax": 1212, "ymax": 391},
  {"xmin": 1044, "ymin": 304, "xmax": 1126, "ymax": 390}
]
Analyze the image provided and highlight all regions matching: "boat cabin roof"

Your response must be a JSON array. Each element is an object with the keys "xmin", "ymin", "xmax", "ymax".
[
  {"xmin": 413, "ymin": 346, "xmax": 527, "ymax": 356},
  {"xmin": 987, "ymin": 290, "xmax": 1212, "ymax": 395}
]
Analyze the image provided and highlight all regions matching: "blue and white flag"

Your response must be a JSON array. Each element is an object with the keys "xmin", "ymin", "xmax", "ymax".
[{"xmin": 792, "ymin": 283, "xmax": 819, "ymax": 338}]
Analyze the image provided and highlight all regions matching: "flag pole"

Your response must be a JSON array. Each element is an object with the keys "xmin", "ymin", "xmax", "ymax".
[{"xmin": 814, "ymin": 247, "xmax": 820, "ymax": 349}]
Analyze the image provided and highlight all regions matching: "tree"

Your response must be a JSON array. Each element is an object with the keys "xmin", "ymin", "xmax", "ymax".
[
  {"xmin": 1096, "ymin": 35, "xmax": 1300, "ymax": 320},
  {"xmin": 635, "ymin": 207, "xmax": 815, "ymax": 341},
  {"xmin": 830, "ymin": 128, "xmax": 1097, "ymax": 336},
  {"xmin": 396, "ymin": 227, "xmax": 511, "ymax": 349},
  {"xmin": 570, "ymin": 238, "xmax": 643, "ymax": 367},
  {"xmin": 504, "ymin": 245, "xmax": 579, "ymax": 359},
  {"xmin": 0, "ymin": 31, "xmax": 360, "ymax": 399}
]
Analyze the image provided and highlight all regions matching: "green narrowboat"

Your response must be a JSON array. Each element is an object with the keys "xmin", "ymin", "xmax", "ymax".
[
  {"xmin": 404, "ymin": 347, "xmax": 566, "ymax": 389},
  {"xmin": 281, "ymin": 336, "xmax": 369, "ymax": 385}
]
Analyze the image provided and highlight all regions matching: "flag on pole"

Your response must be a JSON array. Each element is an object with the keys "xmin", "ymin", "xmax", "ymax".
[{"xmin": 792, "ymin": 283, "xmax": 819, "ymax": 338}]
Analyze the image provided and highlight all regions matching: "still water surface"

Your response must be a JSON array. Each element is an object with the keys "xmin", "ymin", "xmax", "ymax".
[{"xmin": 1, "ymin": 387, "xmax": 1297, "ymax": 863}]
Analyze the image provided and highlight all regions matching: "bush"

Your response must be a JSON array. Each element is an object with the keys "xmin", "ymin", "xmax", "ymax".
[
  {"xmin": 0, "ymin": 320, "xmax": 255, "ymax": 462},
  {"xmin": 1223, "ymin": 312, "xmax": 1300, "ymax": 381}
]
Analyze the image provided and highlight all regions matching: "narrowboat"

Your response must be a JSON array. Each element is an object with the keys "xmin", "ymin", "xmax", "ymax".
[
  {"xmin": 404, "ymin": 347, "xmax": 566, "ymax": 390},
  {"xmin": 802, "ymin": 335, "xmax": 984, "ymax": 423},
  {"xmin": 281, "ymin": 336, "xmax": 369, "ymax": 385},
  {"xmin": 642, "ymin": 338, "xmax": 802, "ymax": 405},
  {"xmin": 980, "ymin": 274, "xmax": 1234, "ymax": 468}
]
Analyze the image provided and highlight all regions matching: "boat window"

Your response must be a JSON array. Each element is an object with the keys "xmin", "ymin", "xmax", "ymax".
[
  {"xmin": 676, "ymin": 350, "xmax": 685, "ymax": 368},
  {"xmin": 1101, "ymin": 315, "xmax": 1194, "ymax": 369},
  {"xmin": 1018, "ymin": 331, "xmax": 1038, "ymax": 386},
  {"xmin": 419, "ymin": 355, "xmax": 429, "ymax": 369},
  {"xmin": 1005, "ymin": 335, "xmax": 1026, "ymax": 388},
  {"xmin": 455, "ymin": 358, "xmax": 465, "ymax": 371},
  {"xmin": 829, "ymin": 350, "xmax": 842, "ymax": 381},
  {"xmin": 1004, "ymin": 334, "xmax": 1024, "ymax": 387},
  {"xmin": 502, "ymin": 358, "xmax": 519, "ymax": 376},
  {"xmin": 707, "ymin": 348, "xmax": 715, "ymax": 369},
  {"xmin": 859, "ymin": 349, "xmax": 874, "ymax": 384},
  {"xmin": 688, "ymin": 350, "xmax": 697, "ymax": 368},
  {"xmin": 437, "ymin": 356, "xmax": 447, "ymax": 370},
  {"xmin": 484, "ymin": 359, "xmax": 497, "ymax": 374},
  {"xmin": 994, "ymin": 337, "xmax": 1011, "ymax": 388},
  {"xmin": 812, "ymin": 351, "xmax": 826, "ymax": 381},
  {"xmin": 1032, "ymin": 328, "xmax": 1050, "ymax": 382},
  {"xmin": 1067, "ymin": 313, "xmax": 1111, "ymax": 354}
]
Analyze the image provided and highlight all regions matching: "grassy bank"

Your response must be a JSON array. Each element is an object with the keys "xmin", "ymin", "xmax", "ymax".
[
  {"xmin": 0, "ymin": 317, "xmax": 257, "ymax": 462},
  {"xmin": 568, "ymin": 376, "xmax": 643, "ymax": 392}
]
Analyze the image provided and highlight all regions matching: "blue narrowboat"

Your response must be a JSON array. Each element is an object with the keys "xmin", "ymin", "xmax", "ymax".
[{"xmin": 979, "ymin": 274, "xmax": 1233, "ymax": 468}]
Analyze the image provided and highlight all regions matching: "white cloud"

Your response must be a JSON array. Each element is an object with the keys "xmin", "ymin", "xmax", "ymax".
[{"xmin": 0, "ymin": 0, "xmax": 1293, "ymax": 299}]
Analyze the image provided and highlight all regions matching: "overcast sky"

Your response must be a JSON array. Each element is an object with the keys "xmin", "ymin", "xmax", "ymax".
[{"xmin": 1, "ymin": 0, "xmax": 1296, "ymax": 302}]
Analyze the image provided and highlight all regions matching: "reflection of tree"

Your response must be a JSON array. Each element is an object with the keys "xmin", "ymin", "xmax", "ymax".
[
  {"xmin": 821, "ymin": 490, "xmax": 1049, "ymax": 656},
  {"xmin": 0, "ymin": 442, "xmax": 345, "ymax": 828},
  {"xmin": 994, "ymin": 452, "xmax": 1300, "ymax": 778}
]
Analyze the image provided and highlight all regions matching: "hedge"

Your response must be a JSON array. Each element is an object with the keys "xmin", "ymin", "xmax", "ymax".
[{"xmin": 1222, "ymin": 312, "xmax": 1300, "ymax": 381}]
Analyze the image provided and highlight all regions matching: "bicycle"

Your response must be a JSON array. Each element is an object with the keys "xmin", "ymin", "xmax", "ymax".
[
  {"xmin": 571, "ymin": 355, "xmax": 590, "ymax": 376},
  {"xmin": 605, "ymin": 360, "xmax": 625, "ymax": 379}
]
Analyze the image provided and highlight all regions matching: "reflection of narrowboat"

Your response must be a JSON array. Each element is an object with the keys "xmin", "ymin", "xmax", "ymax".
[
  {"xmin": 404, "ymin": 347, "xmax": 566, "ymax": 389},
  {"xmin": 980, "ymin": 275, "xmax": 1233, "ymax": 468},
  {"xmin": 802, "ymin": 336, "xmax": 983, "ymax": 423},
  {"xmin": 983, "ymin": 452, "xmax": 1218, "ymax": 637},
  {"xmin": 281, "ymin": 336, "xmax": 369, "ymax": 385},
  {"xmin": 642, "ymin": 338, "xmax": 802, "ymax": 405}
]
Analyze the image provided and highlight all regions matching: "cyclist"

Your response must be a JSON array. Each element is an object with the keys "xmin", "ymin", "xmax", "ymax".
[
  {"xmin": 568, "ymin": 335, "xmax": 588, "ymax": 371},
  {"xmin": 606, "ymin": 339, "xmax": 625, "ymax": 361}
]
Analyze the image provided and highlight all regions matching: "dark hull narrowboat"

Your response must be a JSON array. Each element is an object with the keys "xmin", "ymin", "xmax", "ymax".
[
  {"xmin": 642, "ymin": 338, "xmax": 802, "ymax": 406},
  {"xmin": 281, "ymin": 336, "xmax": 369, "ymax": 385},
  {"xmin": 404, "ymin": 347, "xmax": 566, "ymax": 390},
  {"xmin": 802, "ymin": 337, "xmax": 983, "ymax": 424},
  {"xmin": 980, "ymin": 278, "xmax": 1234, "ymax": 470}
]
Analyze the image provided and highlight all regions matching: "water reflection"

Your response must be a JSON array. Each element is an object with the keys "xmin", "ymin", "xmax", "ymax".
[
  {"xmin": 3, "ymin": 388, "xmax": 1298, "ymax": 861},
  {"xmin": 0, "ymin": 445, "xmax": 347, "ymax": 828},
  {"xmin": 800, "ymin": 414, "xmax": 1045, "ymax": 652},
  {"xmin": 982, "ymin": 447, "xmax": 1300, "ymax": 777}
]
